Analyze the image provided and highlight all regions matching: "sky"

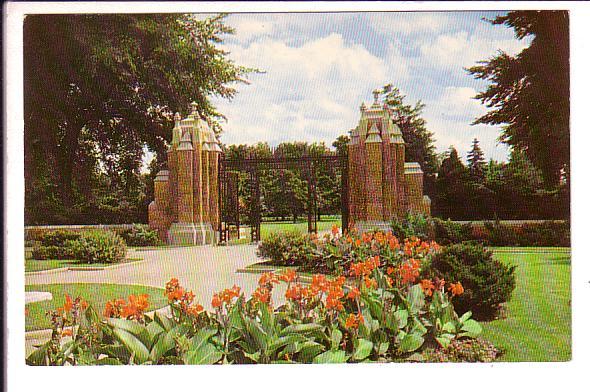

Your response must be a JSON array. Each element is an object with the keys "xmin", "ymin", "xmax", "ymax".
[{"xmin": 206, "ymin": 11, "xmax": 532, "ymax": 163}]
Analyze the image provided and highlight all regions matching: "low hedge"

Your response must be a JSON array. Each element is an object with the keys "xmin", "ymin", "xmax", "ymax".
[{"xmin": 402, "ymin": 216, "xmax": 570, "ymax": 247}]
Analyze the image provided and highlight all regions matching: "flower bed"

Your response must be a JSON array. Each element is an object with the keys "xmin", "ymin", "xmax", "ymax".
[{"xmin": 27, "ymin": 228, "xmax": 497, "ymax": 365}]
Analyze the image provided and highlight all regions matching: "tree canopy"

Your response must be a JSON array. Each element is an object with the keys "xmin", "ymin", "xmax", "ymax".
[
  {"xmin": 24, "ymin": 14, "xmax": 254, "ymax": 224},
  {"xmin": 467, "ymin": 11, "xmax": 569, "ymax": 188}
]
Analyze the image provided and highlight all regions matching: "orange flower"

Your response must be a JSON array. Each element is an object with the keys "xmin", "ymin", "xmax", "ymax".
[
  {"xmin": 326, "ymin": 296, "xmax": 344, "ymax": 311},
  {"xmin": 64, "ymin": 294, "xmax": 73, "ymax": 313},
  {"xmin": 363, "ymin": 276, "xmax": 377, "ymax": 289},
  {"xmin": 278, "ymin": 268, "xmax": 297, "ymax": 283},
  {"xmin": 61, "ymin": 329, "xmax": 73, "ymax": 337},
  {"xmin": 449, "ymin": 282, "xmax": 464, "ymax": 296},
  {"xmin": 350, "ymin": 262, "xmax": 364, "ymax": 277},
  {"xmin": 311, "ymin": 274, "xmax": 328, "ymax": 293},
  {"xmin": 345, "ymin": 313, "xmax": 364, "ymax": 329},
  {"xmin": 347, "ymin": 286, "xmax": 360, "ymax": 300},
  {"xmin": 362, "ymin": 232, "xmax": 372, "ymax": 244},
  {"xmin": 285, "ymin": 284, "xmax": 303, "ymax": 301},
  {"xmin": 354, "ymin": 239, "xmax": 362, "ymax": 247},
  {"xmin": 420, "ymin": 279, "xmax": 435, "ymax": 296},
  {"xmin": 331, "ymin": 225, "xmax": 340, "ymax": 236},
  {"xmin": 387, "ymin": 266, "xmax": 395, "ymax": 275},
  {"xmin": 389, "ymin": 237, "xmax": 400, "ymax": 250},
  {"xmin": 80, "ymin": 300, "xmax": 88, "ymax": 310},
  {"xmin": 167, "ymin": 287, "xmax": 185, "ymax": 302},
  {"xmin": 252, "ymin": 286, "xmax": 271, "ymax": 304},
  {"xmin": 186, "ymin": 303, "xmax": 204, "ymax": 316},
  {"xmin": 258, "ymin": 272, "xmax": 278, "ymax": 286},
  {"xmin": 211, "ymin": 294, "xmax": 222, "ymax": 308}
]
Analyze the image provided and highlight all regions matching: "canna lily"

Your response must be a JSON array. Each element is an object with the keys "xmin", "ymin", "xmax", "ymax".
[
  {"xmin": 449, "ymin": 282, "xmax": 464, "ymax": 296},
  {"xmin": 278, "ymin": 268, "xmax": 297, "ymax": 283},
  {"xmin": 420, "ymin": 279, "xmax": 435, "ymax": 296}
]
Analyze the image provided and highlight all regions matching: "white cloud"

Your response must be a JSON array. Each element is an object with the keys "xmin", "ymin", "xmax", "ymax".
[
  {"xmin": 203, "ymin": 12, "xmax": 531, "ymax": 163},
  {"xmin": 214, "ymin": 33, "xmax": 408, "ymax": 147},
  {"xmin": 419, "ymin": 29, "xmax": 529, "ymax": 72}
]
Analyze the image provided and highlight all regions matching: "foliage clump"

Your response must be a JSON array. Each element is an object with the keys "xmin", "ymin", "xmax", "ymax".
[
  {"xmin": 120, "ymin": 224, "xmax": 161, "ymax": 246},
  {"xmin": 70, "ymin": 230, "xmax": 127, "ymax": 264},
  {"xmin": 428, "ymin": 243, "xmax": 516, "ymax": 320}
]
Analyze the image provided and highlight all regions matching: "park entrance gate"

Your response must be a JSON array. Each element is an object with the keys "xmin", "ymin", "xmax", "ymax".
[{"xmin": 218, "ymin": 150, "xmax": 349, "ymax": 243}]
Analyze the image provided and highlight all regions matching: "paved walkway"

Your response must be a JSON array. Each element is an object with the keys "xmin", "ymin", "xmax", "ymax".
[
  {"xmin": 26, "ymin": 244, "xmax": 288, "ymax": 309},
  {"xmin": 25, "ymin": 244, "xmax": 289, "ymax": 356}
]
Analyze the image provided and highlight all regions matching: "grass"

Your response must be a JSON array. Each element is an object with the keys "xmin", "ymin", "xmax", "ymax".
[
  {"xmin": 482, "ymin": 247, "xmax": 571, "ymax": 361},
  {"xmin": 227, "ymin": 216, "xmax": 342, "ymax": 245},
  {"xmin": 25, "ymin": 283, "xmax": 168, "ymax": 331},
  {"xmin": 25, "ymin": 258, "xmax": 142, "ymax": 273}
]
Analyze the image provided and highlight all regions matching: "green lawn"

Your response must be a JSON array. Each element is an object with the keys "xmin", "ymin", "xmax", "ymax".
[
  {"xmin": 227, "ymin": 216, "xmax": 342, "ymax": 245},
  {"xmin": 25, "ymin": 283, "xmax": 168, "ymax": 331},
  {"xmin": 482, "ymin": 247, "xmax": 571, "ymax": 361},
  {"xmin": 25, "ymin": 258, "xmax": 142, "ymax": 273}
]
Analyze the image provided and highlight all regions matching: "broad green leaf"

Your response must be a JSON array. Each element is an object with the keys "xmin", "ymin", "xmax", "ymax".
[
  {"xmin": 107, "ymin": 318, "xmax": 151, "ymax": 348},
  {"xmin": 331, "ymin": 329, "xmax": 343, "ymax": 349},
  {"xmin": 154, "ymin": 312, "xmax": 174, "ymax": 332},
  {"xmin": 189, "ymin": 327, "xmax": 218, "ymax": 353},
  {"xmin": 407, "ymin": 284, "xmax": 425, "ymax": 313},
  {"xmin": 243, "ymin": 351, "xmax": 261, "ymax": 362},
  {"xmin": 459, "ymin": 311, "xmax": 473, "ymax": 324},
  {"xmin": 442, "ymin": 321, "xmax": 456, "ymax": 333},
  {"xmin": 435, "ymin": 333, "xmax": 454, "ymax": 348},
  {"xmin": 183, "ymin": 343, "xmax": 223, "ymax": 365},
  {"xmin": 399, "ymin": 333, "xmax": 424, "ymax": 353},
  {"xmin": 352, "ymin": 339, "xmax": 373, "ymax": 361},
  {"xmin": 26, "ymin": 342, "xmax": 50, "ymax": 366},
  {"xmin": 95, "ymin": 357, "xmax": 123, "ymax": 365},
  {"xmin": 459, "ymin": 319, "xmax": 482, "ymax": 338},
  {"xmin": 281, "ymin": 323, "xmax": 324, "ymax": 335},
  {"xmin": 146, "ymin": 321, "xmax": 165, "ymax": 340},
  {"xmin": 313, "ymin": 350, "xmax": 348, "ymax": 364},
  {"xmin": 298, "ymin": 341, "xmax": 324, "ymax": 363},
  {"xmin": 377, "ymin": 341, "xmax": 390, "ymax": 355},
  {"xmin": 394, "ymin": 309, "xmax": 408, "ymax": 329},
  {"xmin": 112, "ymin": 328, "xmax": 150, "ymax": 364}
]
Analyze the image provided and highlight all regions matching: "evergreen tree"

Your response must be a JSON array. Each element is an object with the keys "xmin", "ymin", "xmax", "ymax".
[
  {"xmin": 467, "ymin": 138, "xmax": 485, "ymax": 178},
  {"xmin": 467, "ymin": 11, "xmax": 569, "ymax": 188}
]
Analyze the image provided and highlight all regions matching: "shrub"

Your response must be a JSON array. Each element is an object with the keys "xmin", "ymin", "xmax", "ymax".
[
  {"xmin": 120, "ymin": 224, "xmax": 161, "ymax": 247},
  {"xmin": 428, "ymin": 243, "xmax": 516, "ymax": 320},
  {"xmin": 390, "ymin": 212, "xmax": 435, "ymax": 241},
  {"xmin": 40, "ymin": 230, "xmax": 81, "ymax": 247},
  {"xmin": 482, "ymin": 221, "xmax": 520, "ymax": 246},
  {"xmin": 71, "ymin": 230, "xmax": 127, "ymax": 264},
  {"xmin": 31, "ymin": 239, "xmax": 80, "ymax": 260},
  {"xmin": 519, "ymin": 221, "xmax": 570, "ymax": 247},
  {"xmin": 432, "ymin": 218, "xmax": 473, "ymax": 245}
]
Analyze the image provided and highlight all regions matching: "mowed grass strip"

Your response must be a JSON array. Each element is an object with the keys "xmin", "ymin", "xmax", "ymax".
[
  {"xmin": 482, "ymin": 248, "xmax": 571, "ymax": 361},
  {"xmin": 25, "ymin": 283, "xmax": 168, "ymax": 331},
  {"xmin": 25, "ymin": 258, "xmax": 142, "ymax": 273}
]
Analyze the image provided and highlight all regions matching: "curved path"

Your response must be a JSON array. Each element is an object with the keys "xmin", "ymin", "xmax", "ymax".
[
  {"xmin": 26, "ymin": 244, "xmax": 287, "ymax": 311},
  {"xmin": 25, "ymin": 244, "xmax": 291, "ymax": 356}
]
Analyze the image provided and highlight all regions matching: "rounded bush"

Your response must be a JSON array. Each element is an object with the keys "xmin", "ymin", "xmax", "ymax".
[
  {"xmin": 120, "ymin": 224, "xmax": 161, "ymax": 247},
  {"xmin": 429, "ymin": 243, "xmax": 516, "ymax": 320},
  {"xmin": 71, "ymin": 230, "xmax": 127, "ymax": 264},
  {"xmin": 39, "ymin": 230, "xmax": 81, "ymax": 247}
]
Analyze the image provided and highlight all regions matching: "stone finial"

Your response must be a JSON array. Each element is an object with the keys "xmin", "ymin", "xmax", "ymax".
[
  {"xmin": 174, "ymin": 112, "xmax": 181, "ymax": 126},
  {"xmin": 372, "ymin": 89, "xmax": 380, "ymax": 104},
  {"xmin": 360, "ymin": 102, "xmax": 367, "ymax": 112},
  {"xmin": 190, "ymin": 101, "xmax": 198, "ymax": 115}
]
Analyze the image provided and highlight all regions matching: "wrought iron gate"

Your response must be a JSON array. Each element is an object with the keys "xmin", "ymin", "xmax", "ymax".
[{"xmin": 218, "ymin": 150, "xmax": 348, "ymax": 243}]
